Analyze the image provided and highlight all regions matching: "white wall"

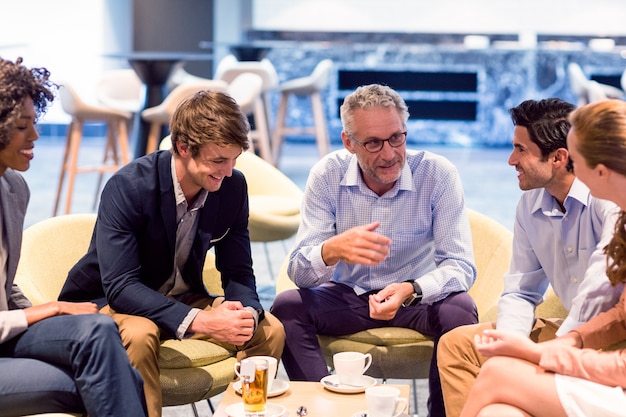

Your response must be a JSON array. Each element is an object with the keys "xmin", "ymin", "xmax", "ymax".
[
  {"xmin": 253, "ymin": 0, "xmax": 626, "ymax": 36},
  {"xmin": 0, "ymin": 0, "xmax": 109, "ymax": 122}
]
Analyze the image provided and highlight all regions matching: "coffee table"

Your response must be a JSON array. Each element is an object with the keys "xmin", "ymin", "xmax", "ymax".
[{"xmin": 213, "ymin": 380, "xmax": 410, "ymax": 417}]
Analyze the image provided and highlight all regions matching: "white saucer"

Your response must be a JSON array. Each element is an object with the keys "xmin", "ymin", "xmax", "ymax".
[
  {"xmin": 233, "ymin": 379, "xmax": 290, "ymax": 397},
  {"xmin": 320, "ymin": 374, "xmax": 377, "ymax": 394},
  {"xmin": 224, "ymin": 402, "xmax": 286, "ymax": 417},
  {"xmin": 352, "ymin": 411, "xmax": 409, "ymax": 417}
]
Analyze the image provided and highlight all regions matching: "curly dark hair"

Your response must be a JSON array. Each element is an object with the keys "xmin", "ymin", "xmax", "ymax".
[{"xmin": 0, "ymin": 57, "xmax": 56, "ymax": 150}]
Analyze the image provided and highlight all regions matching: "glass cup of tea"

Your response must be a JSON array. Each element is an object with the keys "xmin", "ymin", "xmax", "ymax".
[{"xmin": 235, "ymin": 357, "xmax": 269, "ymax": 416}]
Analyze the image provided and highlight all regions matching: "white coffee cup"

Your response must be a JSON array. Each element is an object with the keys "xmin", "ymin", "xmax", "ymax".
[
  {"xmin": 235, "ymin": 355, "xmax": 278, "ymax": 391},
  {"xmin": 365, "ymin": 386, "xmax": 408, "ymax": 417},
  {"xmin": 332, "ymin": 351, "xmax": 372, "ymax": 386}
]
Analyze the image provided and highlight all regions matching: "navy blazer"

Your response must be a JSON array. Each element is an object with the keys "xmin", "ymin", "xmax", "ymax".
[{"xmin": 59, "ymin": 151, "xmax": 262, "ymax": 337}]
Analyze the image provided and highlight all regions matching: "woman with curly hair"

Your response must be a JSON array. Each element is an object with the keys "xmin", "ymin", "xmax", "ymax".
[
  {"xmin": 459, "ymin": 98, "xmax": 626, "ymax": 417},
  {"xmin": 0, "ymin": 57, "xmax": 147, "ymax": 417}
]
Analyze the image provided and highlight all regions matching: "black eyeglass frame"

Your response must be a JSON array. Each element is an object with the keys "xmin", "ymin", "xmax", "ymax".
[{"xmin": 347, "ymin": 131, "xmax": 407, "ymax": 153}]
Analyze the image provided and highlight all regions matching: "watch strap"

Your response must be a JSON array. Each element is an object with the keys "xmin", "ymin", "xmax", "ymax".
[{"xmin": 402, "ymin": 281, "xmax": 423, "ymax": 307}]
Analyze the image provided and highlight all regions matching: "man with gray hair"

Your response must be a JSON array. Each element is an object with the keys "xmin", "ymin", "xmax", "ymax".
[{"xmin": 271, "ymin": 84, "xmax": 477, "ymax": 417}]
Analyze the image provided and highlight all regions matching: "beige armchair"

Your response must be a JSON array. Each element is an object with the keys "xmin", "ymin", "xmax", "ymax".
[
  {"xmin": 14, "ymin": 214, "xmax": 236, "ymax": 417},
  {"xmin": 275, "ymin": 208, "xmax": 567, "ymax": 380}
]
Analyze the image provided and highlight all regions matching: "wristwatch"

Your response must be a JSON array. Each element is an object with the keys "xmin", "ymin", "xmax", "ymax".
[{"xmin": 402, "ymin": 281, "xmax": 423, "ymax": 307}]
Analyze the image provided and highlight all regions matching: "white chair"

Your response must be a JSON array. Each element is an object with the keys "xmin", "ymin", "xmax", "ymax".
[
  {"xmin": 272, "ymin": 59, "xmax": 333, "ymax": 165},
  {"xmin": 140, "ymin": 80, "xmax": 228, "ymax": 155},
  {"xmin": 587, "ymin": 80, "xmax": 608, "ymax": 102},
  {"xmin": 95, "ymin": 69, "xmax": 144, "ymax": 114},
  {"xmin": 227, "ymin": 73, "xmax": 273, "ymax": 164},
  {"xmin": 54, "ymin": 83, "xmax": 132, "ymax": 216},
  {"xmin": 214, "ymin": 55, "xmax": 279, "ymax": 155},
  {"xmin": 166, "ymin": 62, "xmax": 214, "ymax": 91},
  {"xmin": 567, "ymin": 63, "xmax": 624, "ymax": 106}
]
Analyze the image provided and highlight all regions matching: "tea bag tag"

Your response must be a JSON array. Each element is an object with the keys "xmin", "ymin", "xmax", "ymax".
[{"xmin": 240, "ymin": 360, "xmax": 256, "ymax": 383}]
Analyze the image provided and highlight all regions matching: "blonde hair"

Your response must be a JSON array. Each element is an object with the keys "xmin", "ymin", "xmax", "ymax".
[{"xmin": 570, "ymin": 99, "xmax": 626, "ymax": 285}]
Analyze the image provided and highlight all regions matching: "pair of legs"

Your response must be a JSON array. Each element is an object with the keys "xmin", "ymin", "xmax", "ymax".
[
  {"xmin": 459, "ymin": 355, "xmax": 567, "ymax": 417},
  {"xmin": 270, "ymin": 282, "xmax": 477, "ymax": 417},
  {"xmin": 437, "ymin": 319, "xmax": 560, "ymax": 417},
  {"xmin": 0, "ymin": 314, "xmax": 147, "ymax": 417},
  {"xmin": 103, "ymin": 296, "xmax": 285, "ymax": 417}
]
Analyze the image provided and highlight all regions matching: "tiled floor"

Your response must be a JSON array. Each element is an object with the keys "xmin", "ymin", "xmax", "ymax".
[{"xmin": 21, "ymin": 134, "xmax": 519, "ymax": 416}]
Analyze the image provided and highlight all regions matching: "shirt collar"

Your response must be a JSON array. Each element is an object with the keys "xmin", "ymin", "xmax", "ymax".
[
  {"xmin": 170, "ymin": 156, "xmax": 208, "ymax": 210},
  {"xmin": 532, "ymin": 177, "xmax": 590, "ymax": 216}
]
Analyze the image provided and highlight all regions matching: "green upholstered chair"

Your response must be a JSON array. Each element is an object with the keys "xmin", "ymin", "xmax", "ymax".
[
  {"xmin": 15, "ymin": 213, "xmax": 237, "ymax": 417},
  {"xmin": 275, "ymin": 208, "xmax": 568, "ymax": 381}
]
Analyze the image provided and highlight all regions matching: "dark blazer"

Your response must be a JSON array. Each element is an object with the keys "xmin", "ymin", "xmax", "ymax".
[
  {"xmin": 0, "ymin": 169, "xmax": 33, "ymax": 333},
  {"xmin": 59, "ymin": 151, "xmax": 262, "ymax": 337}
]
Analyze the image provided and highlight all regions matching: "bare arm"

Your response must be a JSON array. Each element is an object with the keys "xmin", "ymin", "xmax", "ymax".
[{"xmin": 23, "ymin": 301, "xmax": 99, "ymax": 325}]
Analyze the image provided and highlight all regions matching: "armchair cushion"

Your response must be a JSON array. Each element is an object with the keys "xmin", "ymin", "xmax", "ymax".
[{"xmin": 159, "ymin": 339, "xmax": 232, "ymax": 369}]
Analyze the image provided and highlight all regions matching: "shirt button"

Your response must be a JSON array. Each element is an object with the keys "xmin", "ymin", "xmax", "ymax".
[
  {"xmin": 573, "ymin": 277, "xmax": 579, "ymax": 283},
  {"xmin": 567, "ymin": 246, "xmax": 573, "ymax": 253}
]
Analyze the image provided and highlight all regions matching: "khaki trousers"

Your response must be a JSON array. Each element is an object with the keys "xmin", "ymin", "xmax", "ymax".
[
  {"xmin": 437, "ymin": 318, "xmax": 561, "ymax": 417},
  {"xmin": 102, "ymin": 298, "xmax": 285, "ymax": 417}
]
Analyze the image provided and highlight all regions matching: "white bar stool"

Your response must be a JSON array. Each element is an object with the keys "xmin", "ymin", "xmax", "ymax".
[
  {"xmin": 271, "ymin": 59, "xmax": 333, "ymax": 165},
  {"xmin": 54, "ymin": 83, "xmax": 133, "ymax": 216},
  {"xmin": 214, "ymin": 55, "xmax": 279, "ymax": 162},
  {"xmin": 140, "ymin": 79, "xmax": 228, "ymax": 154},
  {"xmin": 227, "ymin": 73, "xmax": 273, "ymax": 164}
]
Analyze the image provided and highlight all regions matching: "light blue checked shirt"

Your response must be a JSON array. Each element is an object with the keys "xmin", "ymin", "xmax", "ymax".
[
  {"xmin": 288, "ymin": 149, "xmax": 476, "ymax": 305},
  {"xmin": 497, "ymin": 178, "xmax": 623, "ymax": 337}
]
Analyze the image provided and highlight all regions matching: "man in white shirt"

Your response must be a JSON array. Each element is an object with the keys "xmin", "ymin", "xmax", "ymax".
[{"xmin": 437, "ymin": 98, "xmax": 623, "ymax": 417}]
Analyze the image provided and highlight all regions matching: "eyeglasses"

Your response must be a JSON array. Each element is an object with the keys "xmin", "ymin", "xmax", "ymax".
[{"xmin": 348, "ymin": 131, "xmax": 407, "ymax": 153}]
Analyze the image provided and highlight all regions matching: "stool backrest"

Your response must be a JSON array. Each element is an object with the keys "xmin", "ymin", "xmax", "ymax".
[
  {"xmin": 227, "ymin": 73, "xmax": 263, "ymax": 114},
  {"xmin": 215, "ymin": 54, "xmax": 279, "ymax": 91},
  {"xmin": 310, "ymin": 59, "xmax": 334, "ymax": 90},
  {"xmin": 96, "ymin": 69, "xmax": 144, "ymax": 113}
]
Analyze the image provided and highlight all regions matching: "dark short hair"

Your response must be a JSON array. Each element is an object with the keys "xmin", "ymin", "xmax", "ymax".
[{"xmin": 509, "ymin": 98, "xmax": 576, "ymax": 171}]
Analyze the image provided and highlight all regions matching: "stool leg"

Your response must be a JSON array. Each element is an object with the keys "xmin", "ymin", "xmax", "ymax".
[
  {"xmin": 63, "ymin": 119, "xmax": 84, "ymax": 215},
  {"xmin": 146, "ymin": 122, "xmax": 161, "ymax": 155},
  {"xmin": 93, "ymin": 118, "xmax": 131, "ymax": 209},
  {"xmin": 310, "ymin": 91, "xmax": 330, "ymax": 158},
  {"xmin": 94, "ymin": 125, "xmax": 116, "ymax": 209},
  {"xmin": 252, "ymin": 97, "xmax": 273, "ymax": 165},
  {"xmin": 53, "ymin": 120, "xmax": 74, "ymax": 216},
  {"xmin": 117, "ymin": 118, "xmax": 131, "ymax": 165},
  {"xmin": 271, "ymin": 92, "xmax": 289, "ymax": 166}
]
